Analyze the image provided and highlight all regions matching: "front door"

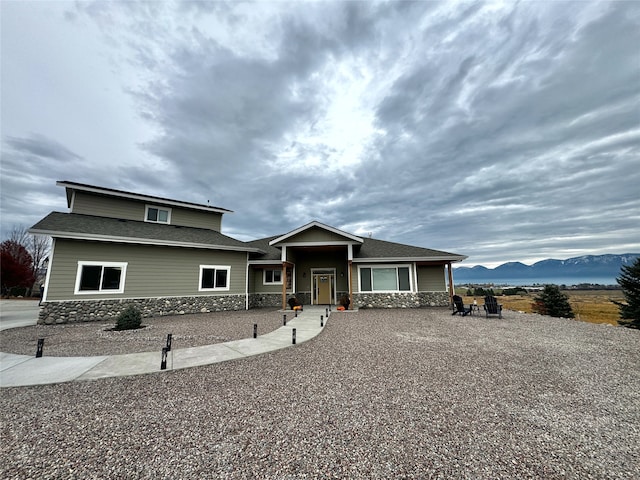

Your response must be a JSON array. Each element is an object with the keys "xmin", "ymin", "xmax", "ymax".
[{"xmin": 313, "ymin": 273, "xmax": 334, "ymax": 305}]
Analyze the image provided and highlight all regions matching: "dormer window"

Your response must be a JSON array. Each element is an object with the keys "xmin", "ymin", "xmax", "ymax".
[{"xmin": 145, "ymin": 205, "xmax": 171, "ymax": 224}]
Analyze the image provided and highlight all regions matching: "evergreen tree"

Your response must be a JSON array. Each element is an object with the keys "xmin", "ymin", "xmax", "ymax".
[
  {"xmin": 614, "ymin": 257, "xmax": 640, "ymax": 329},
  {"xmin": 532, "ymin": 284, "xmax": 574, "ymax": 318}
]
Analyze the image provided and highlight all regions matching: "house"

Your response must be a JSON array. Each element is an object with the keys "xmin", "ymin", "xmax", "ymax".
[{"xmin": 29, "ymin": 181, "xmax": 467, "ymax": 324}]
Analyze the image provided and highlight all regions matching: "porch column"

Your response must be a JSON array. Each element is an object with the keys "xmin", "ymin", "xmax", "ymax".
[
  {"xmin": 348, "ymin": 260, "xmax": 353, "ymax": 307},
  {"xmin": 282, "ymin": 262, "xmax": 287, "ymax": 310},
  {"xmin": 447, "ymin": 262, "xmax": 455, "ymax": 304}
]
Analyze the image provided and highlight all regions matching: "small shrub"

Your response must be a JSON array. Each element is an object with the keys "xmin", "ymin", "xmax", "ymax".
[
  {"xmin": 503, "ymin": 287, "xmax": 528, "ymax": 296},
  {"xmin": 114, "ymin": 305, "xmax": 142, "ymax": 331}
]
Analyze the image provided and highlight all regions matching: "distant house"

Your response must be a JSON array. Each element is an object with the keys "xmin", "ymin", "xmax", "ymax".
[{"xmin": 30, "ymin": 181, "xmax": 467, "ymax": 324}]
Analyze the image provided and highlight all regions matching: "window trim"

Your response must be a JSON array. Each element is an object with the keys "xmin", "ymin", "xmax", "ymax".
[
  {"xmin": 199, "ymin": 265, "xmax": 231, "ymax": 292},
  {"xmin": 144, "ymin": 205, "xmax": 172, "ymax": 224},
  {"xmin": 74, "ymin": 261, "xmax": 127, "ymax": 295},
  {"xmin": 263, "ymin": 268, "xmax": 283, "ymax": 285},
  {"xmin": 358, "ymin": 264, "xmax": 413, "ymax": 293}
]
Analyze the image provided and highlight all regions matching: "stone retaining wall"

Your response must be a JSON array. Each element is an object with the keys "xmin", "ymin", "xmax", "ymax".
[
  {"xmin": 353, "ymin": 292, "xmax": 450, "ymax": 309},
  {"xmin": 39, "ymin": 295, "xmax": 245, "ymax": 325}
]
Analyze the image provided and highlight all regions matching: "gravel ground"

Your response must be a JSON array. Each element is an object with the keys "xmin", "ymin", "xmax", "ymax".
[
  {"xmin": 1, "ymin": 308, "xmax": 639, "ymax": 479},
  {"xmin": 0, "ymin": 309, "xmax": 284, "ymax": 356}
]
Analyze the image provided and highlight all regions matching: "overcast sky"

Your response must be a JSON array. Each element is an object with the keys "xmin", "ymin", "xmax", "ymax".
[{"xmin": 1, "ymin": 1, "xmax": 638, "ymax": 267}]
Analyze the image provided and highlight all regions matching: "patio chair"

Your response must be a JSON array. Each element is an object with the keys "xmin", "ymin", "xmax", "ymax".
[
  {"xmin": 484, "ymin": 296, "xmax": 503, "ymax": 318},
  {"xmin": 451, "ymin": 295, "xmax": 472, "ymax": 316}
]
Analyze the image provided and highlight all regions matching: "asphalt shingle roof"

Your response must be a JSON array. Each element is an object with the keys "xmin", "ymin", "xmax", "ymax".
[
  {"xmin": 30, "ymin": 212, "xmax": 260, "ymax": 252},
  {"xmin": 354, "ymin": 237, "xmax": 464, "ymax": 260}
]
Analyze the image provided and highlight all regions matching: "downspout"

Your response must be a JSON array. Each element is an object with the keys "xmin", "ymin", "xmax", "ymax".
[{"xmin": 245, "ymin": 252, "xmax": 249, "ymax": 310}]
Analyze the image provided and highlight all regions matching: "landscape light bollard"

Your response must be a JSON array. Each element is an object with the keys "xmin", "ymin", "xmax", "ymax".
[
  {"xmin": 36, "ymin": 338, "xmax": 44, "ymax": 358},
  {"xmin": 283, "ymin": 314, "xmax": 287, "ymax": 326},
  {"xmin": 166, "ymin": 333, "xmax": 173, "ymax": 352},
  {"xmin": 295, "ymin": 310, "xmax": 298, "ymax": 318},
  {"xmin": 161, "ymin": 347, "xmax": 168, "ymax": 370},
  {"xmin": 292, "ymin": 328, "xmax": 296, "ymax": 345},
  {"xmin": 325, "ymin": 307, "xmax": 328, "ymax": 317},
  {"xmin": 321, "ymin": 315, "xmax": 324, "ymax": 327},
  {"xmin": 253, "ymin": 324, "xmax": 258, "ymax": 338}
]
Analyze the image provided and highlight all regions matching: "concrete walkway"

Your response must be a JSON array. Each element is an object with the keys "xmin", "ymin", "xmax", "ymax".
[
  {"xmin": 0, "ymin": 306, "xmax": 331, "ymax": 388},
  {"xmin": 0, "ymin": 299, "xmax": 39, "ymax": 331}
]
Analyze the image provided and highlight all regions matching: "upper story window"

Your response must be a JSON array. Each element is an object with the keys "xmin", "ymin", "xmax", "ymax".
[{"xmin": 145, "ymin": 205, "xmax": 171, "ymax": 224}]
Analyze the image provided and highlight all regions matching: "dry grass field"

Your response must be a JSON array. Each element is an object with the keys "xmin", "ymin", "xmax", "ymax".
[{"xmin": 463, "ymin": 290, "xmax": 625, "ymax": 326}]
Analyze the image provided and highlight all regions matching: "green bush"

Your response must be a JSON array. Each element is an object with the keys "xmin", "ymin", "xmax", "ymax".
[
  {"xmin": 503, "ymin": 287, "xmax": 528, "ymax": 296},
  {"xmin": 114, "ymin": 305, "xmax": 142, "ymax": 331}
]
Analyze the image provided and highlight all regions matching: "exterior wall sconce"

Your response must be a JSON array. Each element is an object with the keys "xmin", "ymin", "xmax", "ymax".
[
  {"xmin": 303, "ymin": 272, "xmax": 306, "ymax": 278},
  {"xmin": 340, "ymin": 271, "xmax": 344, "ymax": 277}
]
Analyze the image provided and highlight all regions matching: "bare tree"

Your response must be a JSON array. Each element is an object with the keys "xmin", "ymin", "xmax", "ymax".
[{"xmin": 6, "ymin": 225, "xmax": 51, "ymax": 296}]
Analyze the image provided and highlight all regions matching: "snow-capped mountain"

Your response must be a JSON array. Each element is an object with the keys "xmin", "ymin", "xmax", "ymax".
[{"xmin": 454, "ymin": 254, "xmax": 639, "ymax": 283}]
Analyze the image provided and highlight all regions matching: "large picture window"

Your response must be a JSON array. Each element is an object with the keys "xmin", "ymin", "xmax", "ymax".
[
  {"xmin": 264, "ymin": 268, "xmax": 283, "ymax": 285},
  {"xmin": 145, "ymin": 205, "xmax": 171, "ymax": 224},
  {"xmin": 359, "ymin": 266, "xmax": 411, "ymax": 292},
  {"xmin": 75, "ymin": 262, "xmax": 127, "ymax": 294},
  {"xmin": 199, "ymin": 265, "xmax": 230, "ymax": 291}
]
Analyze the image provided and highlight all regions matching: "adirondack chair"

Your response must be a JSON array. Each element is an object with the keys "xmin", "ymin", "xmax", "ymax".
[
  {"xmin": 452, "ymin": 295, "xmax": 472, "ymax": 316},
  {"xmin": 484, "ymin": 296, "xmax": 503, "ymax": 318}
]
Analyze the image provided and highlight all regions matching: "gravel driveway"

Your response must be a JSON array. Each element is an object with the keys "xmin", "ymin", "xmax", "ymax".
[{"xmin": 1, "ymin": 308, "xmax": 639, "ymax": 479}]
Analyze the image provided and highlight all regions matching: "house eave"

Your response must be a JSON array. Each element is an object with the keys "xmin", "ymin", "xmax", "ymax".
[
  {"xmin": 269, "ymin": 221, "xmax": 364, "ymax": 246},
  {"xmin": 28, "ymin": 228, "xmax": 264, "ymax": 253},
  {"xmin": 57, "ymin": 180, "xmax": 232, "ymax": 214},
  {"xmin": 353, "ymin": 255, "xmax": 468, "ymax": 263}
]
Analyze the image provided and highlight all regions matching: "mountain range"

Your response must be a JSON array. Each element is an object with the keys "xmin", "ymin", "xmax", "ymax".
[{"xmin": 454, "ymin": 253, "xmax": 639, "ymax": 284}]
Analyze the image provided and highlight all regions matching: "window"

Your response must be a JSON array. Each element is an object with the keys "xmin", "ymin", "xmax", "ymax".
[
  {"xmin": 75, "ymin": 262, "xmax": 127, "ymax": 294},
  {"xmin": 359, "ymin": 266, "xmax": 411, "ymax": 292},
  {"xmin": 145, "ymin": 205, "xmax": 171, "ymax": 224},
  {"xmin": 199, "ymin": 265, "xmax": 230, "ymax": 291},
  {"xmin": 264, "ymin": 268, "xmax": 283, "ymax": 284}
]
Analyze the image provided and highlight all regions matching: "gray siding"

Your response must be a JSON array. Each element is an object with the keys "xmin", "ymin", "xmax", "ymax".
[
  {"xmin": 171, "ymin": 209, "xmax": 222, "ymax": 231},
  {"xmin": 71, "ymin": 191, "xmax": 222, "ymax": 230},
  {"xmin": 283, "ymin": 227, "xmax": 354, "ymax": 244},
  {"xmin": 417, "ymin": 265, "xmax": 446, "ymax": 291},
  {"xmin": 294, "ymin": 250, "xmax": 350, "ymax": 293},
  {"xmin": 249, "ymin": 266, "xmax": 286, "ymax": 294},
  {"xmin": 72, "ymin": 192, "xmax": 143, "ymax": 220},
  {"xmin": 46, "ymin": 239, "xmax": 247, "ymax": 301}
]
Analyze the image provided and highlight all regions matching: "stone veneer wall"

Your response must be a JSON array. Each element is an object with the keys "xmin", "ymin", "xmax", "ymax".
[
  {"xmin": 248, "ymin": 293, "xmax": 282, "ymax": 309},
  {"xmin": 39, "ymin": 295, "xmax": 245, "ymax": 325},
  {"xmin": 248, "ymin": 293, "xmax": 313, "ymax": 309},
  {"xmin": 353, "ymin": 292, "xmax": 450, "ymax": 309}
]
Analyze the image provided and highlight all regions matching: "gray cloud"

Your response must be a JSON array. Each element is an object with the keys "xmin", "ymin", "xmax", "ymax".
[{"xmin": 1, "ymin": 0, "xmax": 638, "ymax": 266}]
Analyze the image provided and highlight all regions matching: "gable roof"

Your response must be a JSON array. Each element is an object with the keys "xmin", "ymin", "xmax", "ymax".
[
  {"xmin": 269, "ymin": 221, "xmax": 364, "ymax": 246},
  {"xmin": 30, "ymin": 212, "xmax": 262, "ymax": 253},
  {"xmin": 247, "ymin": 223, "xmax": 466, "ymax": 263},
  {"xmin": 57, "ymin": 181, "xmax": 232, "ymax": 214}
]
